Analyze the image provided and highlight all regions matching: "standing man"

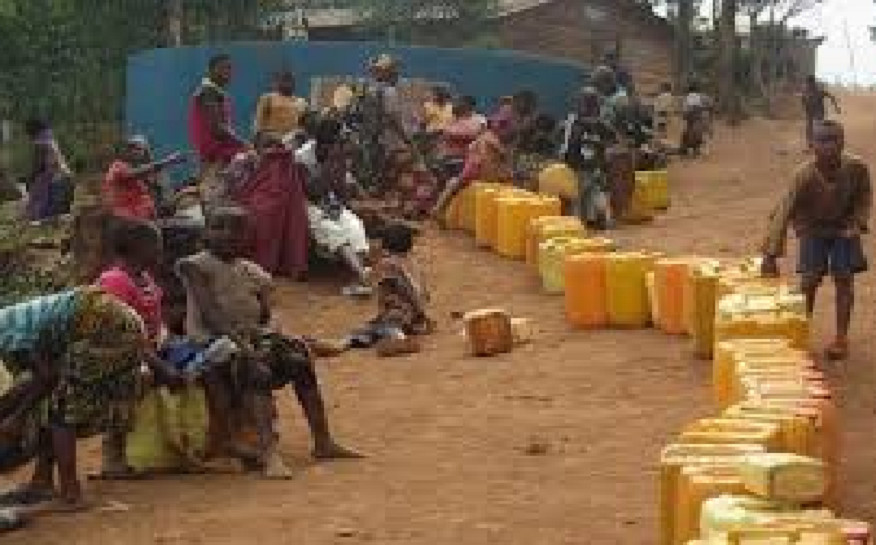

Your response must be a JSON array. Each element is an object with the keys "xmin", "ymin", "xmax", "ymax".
[
  {"xmin": 188, "ymin": 54, "xmax": 247, "ymax": 208},
  {"xmin": 761, "ymin": 120, "xmax": 871, "ymax": 360},
  {"xmin": 359, "ymin": 54, "xmax": 412, "ymax": 194},
  {"xmin": 802, "ymin": 75, "xmax": 840, "ymax": 150},
  {"xmin": 253, "ymin": 70, "xmax": 309, "ymax": 142}
]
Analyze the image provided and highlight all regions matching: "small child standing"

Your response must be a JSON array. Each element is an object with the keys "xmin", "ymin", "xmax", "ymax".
[
  {"xmin": 653, "ymin": 82, "xmax": 674, "ymax": 141},
  {"xmin": 345, "ymin": 224, "xmax": 434, "ymax": 357},
  {"xmin": 559, "ymin": 87, "xmax": 617, "ymax": 229}
]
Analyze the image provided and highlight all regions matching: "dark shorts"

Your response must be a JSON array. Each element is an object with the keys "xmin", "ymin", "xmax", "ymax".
[{"xmin": 797, "ymin": 235, "xmax": 868, "ymax": 278}]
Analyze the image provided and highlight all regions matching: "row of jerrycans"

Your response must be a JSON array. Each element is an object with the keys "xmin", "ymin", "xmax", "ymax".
[{"xmin": 660, "ymin": 337, "xmax": 843, "ymax": 545}]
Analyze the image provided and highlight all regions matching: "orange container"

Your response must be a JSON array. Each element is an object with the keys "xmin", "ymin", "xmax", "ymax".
[
  {"xmin": 655, "ymin": 258, "xmax": 690, "ymax": 335},
  {"xmin": 564, "ymin": 253, "xmax": 608, "ymax": 328}
]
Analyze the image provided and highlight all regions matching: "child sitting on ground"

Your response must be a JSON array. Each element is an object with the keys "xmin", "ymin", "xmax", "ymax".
[
  {"xmin": 176, "ymin": 206, "xmax": 359, "ymax": 479},
  {"xmin": 344, "ymin": 223, "xmax": 435, "ymax": 357}
]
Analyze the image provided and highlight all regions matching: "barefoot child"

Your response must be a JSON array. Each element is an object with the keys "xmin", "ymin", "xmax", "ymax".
[
  {"xmin": 345, "ymin": 223, "xmax": 434, "ymax": 357},
  {"xmin": 761, "ymin": 120, "xmax": 871, "ymax": 360},
  {"xmin": 176, "ymin": 206, "xmax": 359, "ymax": 478}
]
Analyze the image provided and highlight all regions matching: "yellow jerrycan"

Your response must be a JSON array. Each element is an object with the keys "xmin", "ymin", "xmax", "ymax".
[
  {"xmin": 605, "ymin": 252, "xmax": 651, "ymax": 328},
  {"xmin": 474, "ymin": 185, "xmax": 501, "ymax": 248},
  {"xmin": 538, "ymin": 162, "xmax": 578, "ymax": 200},
  {"xmin": 525, "ymin": 216, "xmax": 585, "ymax": 268},
  {"xmin": 659, "ymin": 443, "xmax": 766, "ymax": 545},
  {"xmin": 539, "ymin": 237, "xmax": 614, "ymax": 294}
]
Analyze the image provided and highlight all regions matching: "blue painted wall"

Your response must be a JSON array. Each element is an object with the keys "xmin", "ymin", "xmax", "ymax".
[{"xmin": 126, "ymin": 41, "xmax": 588, "ymax": 179}]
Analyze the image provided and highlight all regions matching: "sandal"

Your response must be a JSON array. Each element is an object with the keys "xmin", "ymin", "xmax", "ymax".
[
  {"xmin": 0, "ymin": 486, "xmax": 54, "ymax": 507},
  {"xmin": 341, "ymin": 284, "xmax": 373, "ymax": 298},
  {"xmin": 86, "ymin": 467, "xmax": 146, "ymax": 481},
  {"xmin": 0, "ymin": 508, "xmax": 25, "ymax": 532}
]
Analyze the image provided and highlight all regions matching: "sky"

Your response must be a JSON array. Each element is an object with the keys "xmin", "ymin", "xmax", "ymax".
[{"xmin": 798, "ymin": 0, "xmax": 876, "ymax": 84}]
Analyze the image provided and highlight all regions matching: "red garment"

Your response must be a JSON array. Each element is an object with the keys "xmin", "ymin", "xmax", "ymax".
[
  {"xmin": 188, "ymin": 83, "xmax": 244, "ymax": 164},
  {"xmin": 232, "ymin": 150, "xmax": 308, "ymax": 277},
  {"xmin": 96, "ymin": 266, "xmax": 163, "ymax": 344},
  {"xmin": 102, "ymin": 160, "xmax": 156, "ymax": 220}
]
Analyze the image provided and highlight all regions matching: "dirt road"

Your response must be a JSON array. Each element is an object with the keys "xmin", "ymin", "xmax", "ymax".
[{"xmin": 7, "ymin": 94, "xmax": 875, "ymax": 544}]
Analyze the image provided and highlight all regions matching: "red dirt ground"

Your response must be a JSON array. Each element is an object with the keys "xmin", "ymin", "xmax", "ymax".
[{"xmin": 5, "ymin": 94, "xmax": 875, "ymax": 544}]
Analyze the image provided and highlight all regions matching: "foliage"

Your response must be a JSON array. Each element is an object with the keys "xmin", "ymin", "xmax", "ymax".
[{"xmin": 0, "ymin": 0, "xmax": 281, "ymax": 174}]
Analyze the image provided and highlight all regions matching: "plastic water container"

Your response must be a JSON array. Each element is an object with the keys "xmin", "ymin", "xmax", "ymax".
[
  {"xmin": 606, "ymin": 252, "xmax": 651, "ymax": 328},
  {"xmin": 659, "ymin": 444, "xmax": 767, "ymax": 545},
  {"xmin": 539, "ymin": 237, "xmax": 614, "ymax": 294},
  {"xmin": 626, "ymin": 174, "xmax": 656, "ymax": 224},
  {"xmin": 496, "ymin": 197, "xmax": 530, "ymax": 259},
  {"xmin": 444, "ymin": 189, "xmax": 462, "ymax": 229},
  {"xmin": 713, "ymin": 339, "xmax": 797, "ymax": 406},
  {"xmin": 699, "ymin": 494, "xmax": 836, "ymax": 542},
  {"xmin": 690, "ymin": 263, "xmax": 721, "ymax": 359},
  {"xmin": 676, "ymin": 466, "xmax": 747, "ymax": 545},
  {"xmin": 651, "ymin": 169, "xmax": 671, "ymax": 210},
  {"xmin": 474, "ymin": 185, "xmax": 502, "ymax": 248},
  {"xmin": 655, "ymin": 258, "xmax": 692, "ymax": 335},
  {"xmin": 525, "ymin": 216, "xmax": 586, "ymax": 268},
  {"xmin": 459, "ymin": 183, "xmax": 478, "ymax": 233},
  {"xmin": 739, "ymin": 452, "xmax": 826, "ymax": 504},
  {"xmin": 564, "ymin": 253, "xmax": 608, "ymax": 328},
  {"xmin": 682, "ymin": 418, "xmax": 783, "ymax": 451},
  {"xmin": 538, "ymin": 162, "xmax": 578, "ymax": 200}
]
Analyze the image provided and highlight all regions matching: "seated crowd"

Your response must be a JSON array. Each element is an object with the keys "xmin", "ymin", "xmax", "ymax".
[{"xmin": 1, "ymin": 51, "xmax": 670, "ymax": 531}]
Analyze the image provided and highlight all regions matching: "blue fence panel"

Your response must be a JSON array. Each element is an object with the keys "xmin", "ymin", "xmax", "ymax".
[{"xmin": 126, "ymin": 41, "xmax": 588, "ymax": 179}]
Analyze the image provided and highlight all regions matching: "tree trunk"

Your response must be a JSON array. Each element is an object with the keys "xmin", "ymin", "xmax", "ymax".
[
  {"xmin": 674, "ymin": 0, "xmax": 694, "ymax": 93},
  {"xmin": 749, "ymin": 15, "xmax": 770, "ymax": 116},
  {"xmin": 168, "ymin": 0, "xmax": 183, "ymax": 47},
  {"xmin": 718, "ymin": 0, "xmax": 741, "ymax": 122}
]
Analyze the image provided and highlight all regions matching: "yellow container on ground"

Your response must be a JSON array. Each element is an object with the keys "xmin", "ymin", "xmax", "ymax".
[
  {"xmin": 651, "ymin": 169, "xmax": 671, "ymax": 210},
  {"xmin": 565, "ymin": 253, "xmax": 609, "ymax": 328},
  {"xmin": 606, "ymin": 252, "xmax": 652, "ymax": 327},
  {"xmin": 676, "ymin": 466, "xmax": 748, "ymax": 545},
  {"xmin": 459, "ymin": 183, "xmax": 478, "ymax": 232},
  {"xmin": 659, "ymin": 444, "xmax": 767, "ymax": 545},
  {"xmin": 683, "ymin": 419, "xmax": 783, "ymax": 451},
  {"xmin": 714, "ymin": 339, "xmax": 799, "ymax": 407},
  {"xmin": 699, "ymin": 495, "xmax": 835, "ymax": 541},
  {"xmin": 127, "ymin": 386, "xmax": 208, "ymax": 473},
  {"xmin": 723, "ymin": 405, "xmax": 813, "ymax": 456},
  {"xmin": 691, "ymin": 262, "xmax": 722, "ymax": 359},
  {"xmin": 539, "ymin": 237, "xmax": 614, "ymax": 294},
  {"xmin": 538, "ymin": 162, "xmax": 578, "ymax": 200},
  {"xmin": 739, "ymin": 453, "xmax": 826, "ymax": 504},
  {"xmin": 475, "ymin": 185, "xmax": 501, "ymax": 247},
  {"xmin": 626, "ymin": 176, "xmax": 656, "ymax": 224},
  {"xmin": 444, "ymin": 189, "xmax": 462, "ymax": 229},
  {"xmin": 496, "ymin": 197, "xmax": 530, "ymax": 259},
  {"xmin": 526, "ymin": 216, "xmax": 586, "ymax": 267}
]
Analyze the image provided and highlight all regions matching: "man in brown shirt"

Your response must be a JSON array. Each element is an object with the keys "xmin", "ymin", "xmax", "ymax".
[{"xmin": 762, "ymin": 120, "xmax": 871, "ymax": 360}]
